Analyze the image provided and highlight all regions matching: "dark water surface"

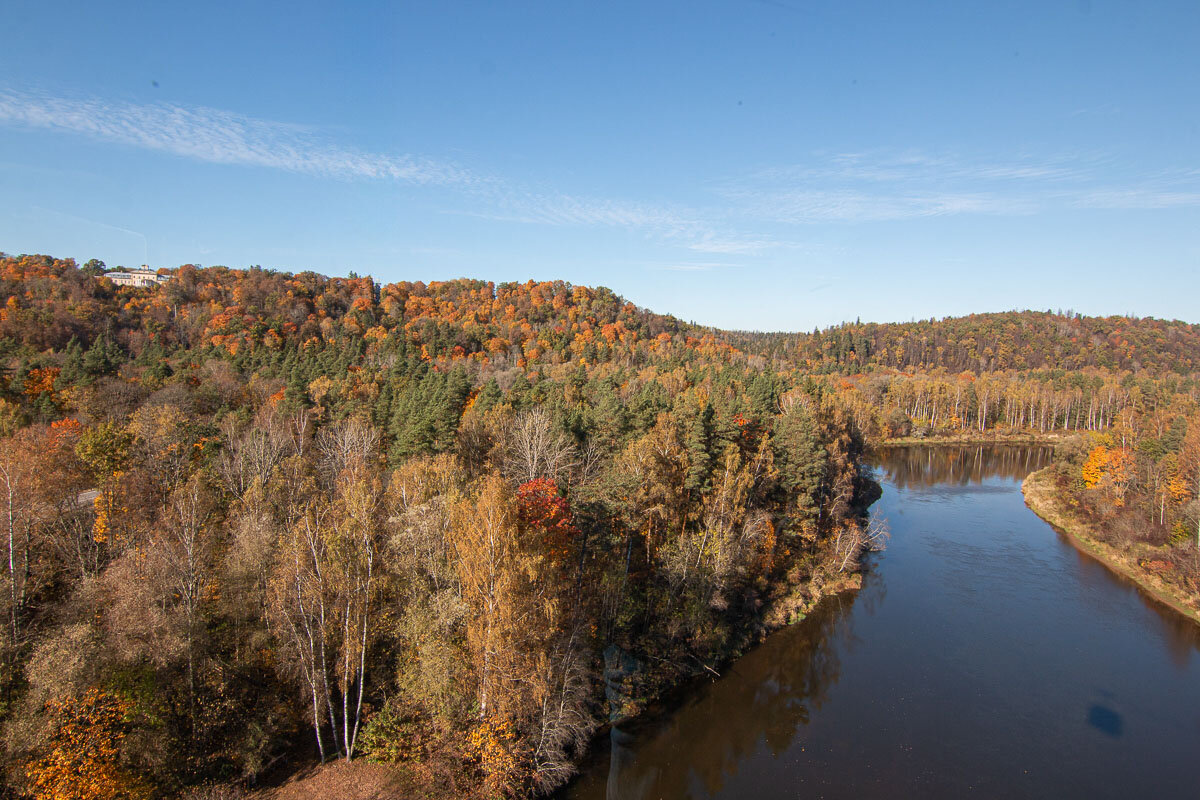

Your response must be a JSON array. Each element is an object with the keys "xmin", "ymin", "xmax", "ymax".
[{"xmin": 562, "ymin": 446, "xmax": 1200, "ymax": 799}]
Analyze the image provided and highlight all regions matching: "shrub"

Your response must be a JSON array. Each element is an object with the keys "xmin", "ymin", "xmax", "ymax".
[{"xmin": 359, "ymin": 699, "xmax": 434, "ymax": 765}]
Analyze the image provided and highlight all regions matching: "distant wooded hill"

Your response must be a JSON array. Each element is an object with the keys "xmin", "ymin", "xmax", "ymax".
[
  {"xmin": 729, "ymin": 312, "xmax": 1200, "ymax": 374},
  {"xmin": 2, "ymin": 254, "xmax": 1196, "ymax": 378}
]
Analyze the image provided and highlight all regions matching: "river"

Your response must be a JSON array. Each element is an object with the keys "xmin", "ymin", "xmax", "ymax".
[{"xmin": 561, "ymin": 445, "xmax": 1200, "ymax": 799}]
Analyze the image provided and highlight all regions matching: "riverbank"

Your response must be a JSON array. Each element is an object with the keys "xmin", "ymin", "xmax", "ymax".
[
  {"xmin": 1022, "ymin": 467, "xmax": 1200, "ymax": 626},
  {"xmin": 598, "ymin": 564, "xmax": 865, "ymax": 730},
  {"xmin": 877, "ymin": 431, "xmax": 1070, "ymax": 448},
  {"xmin": 248, "ymin": 568, "xmax": 867, "ymax": 800}
]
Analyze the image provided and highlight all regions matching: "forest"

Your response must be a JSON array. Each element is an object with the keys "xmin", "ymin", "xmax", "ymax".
[
  {"xmin": 733, "ymin": 311, "xmax": 1200, "ymax": 374},
  {"xmin": 0, "ymin": 255, "xmax": 878, "ymax": 799},
  {"xmin": 1, "ymin": 253, "xmax": 1199, "ymax": 799},
  {"xmin": 1030, "ymin": 414, "xmax": 1200, "ymax": 613}
]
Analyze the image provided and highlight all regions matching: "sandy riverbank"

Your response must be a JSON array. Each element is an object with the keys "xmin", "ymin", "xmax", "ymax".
[{"xmin": 1022, "ymin": 466, "xmax": 1200, "ymax": 626}]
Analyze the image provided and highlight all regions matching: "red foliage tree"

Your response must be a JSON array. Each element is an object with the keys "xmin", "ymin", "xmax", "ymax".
[{"xmin": 515, "ymin": 478, "xmax": 578, "ymax": 570}]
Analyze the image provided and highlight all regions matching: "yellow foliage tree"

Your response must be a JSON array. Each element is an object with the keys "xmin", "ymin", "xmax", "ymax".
[
  {"xmin": 467, "ymin": 716, "xmax": 528, "ymax": 799},
  {"xmin": 1081, "ymin": 445, "xmax": 1109, "ymax": 489},
  {"xmin": 25, "ymin": 689, "xmax": 151, "ymax": 800},
  {"xmin": 1081, "ymin": 438, "xmax": 1134, "ymax": 506}
]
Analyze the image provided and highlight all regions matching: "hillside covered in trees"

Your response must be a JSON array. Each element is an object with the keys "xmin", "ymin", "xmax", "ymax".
[
  {"xmin": 1, "ymin": 252, "xmax": 1200, "ymax": 799},
  {"xmin": 734, "ymin": 311, "xmax": 1200, "ymax": 374},
  {"xmin": 0, "ymin": 255, "xmax": 880, "ymax": 799}
]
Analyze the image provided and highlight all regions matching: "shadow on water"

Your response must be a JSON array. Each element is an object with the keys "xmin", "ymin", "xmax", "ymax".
[
  {"xmin": 1087, "ymin": 705, "xmax": 1124, "ymax": 738},
  {"xmin": 564, "ymin": 593, "xmax": 858, "ymax": 800}
]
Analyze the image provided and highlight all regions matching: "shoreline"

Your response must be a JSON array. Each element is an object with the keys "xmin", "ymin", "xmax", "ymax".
[
  {"xmin": 257, "ymin": 533, "xmax": 873, "ymax": 800},
  {"xmin": 1021, "ymin": 466, "xmax": 1200, "ymax": 627},
  {"xmin": 553, "ymin": 567, "xmax": 864, "ymax": 798},
  {"xmin": 876, "ymin": 432, "xmax": 1068, "ymax": 448},
  {"xmin": 594, "ymin": 566, "xmax": 864, "ymax": 730}
]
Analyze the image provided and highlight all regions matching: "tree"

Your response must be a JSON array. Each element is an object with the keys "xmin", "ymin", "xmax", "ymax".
[
  {"xmin": 271, "ymin": 500, "xmax": 337, "ymax": 762},
  {"xmin": 0, "ymin": 430, "xmax": 36, "ymax": 650},
  {"xmin": 1180, "ymin": 423, "xmax": 1200, "ymax": 548},
  {"xmin": 449, "ymin": 472, "xmax": 594, "ymax": 795},
  {"xmin": 661, "ymin": 439, "xmax": 776, "ymax": 618},
  {"xmin": 154, "ymin": 476, "xmax": 216, "ymax": 724},
  {"xmin": 449, "ymin": 473, "xmax": 519, "ymax": 722},
  {"xmin": 328, "ymin": 466, "xmax": 383, "ymax": 761},
  {"xmin": 773, "ymin": 406, "xmax": 826, "ymax": 527},
  {"xmin": 269, "ymin": 457, "xmax": 382, "ymax": 762},
  {"xmin": 682, "ymin": 397, "xmax": 715, "ymax": 497},
  {"xmin": 81, "ymin": 330, "xmax": 125, "ymax": 380},
  {"xmin": 503, "ymin": 408, "xmax": 576, "ymax": 485},
  {"xmin": 316, "ymin": 416, "xmax": 380, "ymax": 489},
  {"xmin": 610, "ymin": 414, "xmax": 689, "ymax": 570},
  {"xmin": 515, "ymin": 478, "xmax": 577, "ymax": 574},
  {"xmin": 25, "ymin": 688, "xmax": 151, "ymax": 800},
  {"xmin": 0, "ymin": 425, "xmax": 84, "ymax": 651},
  {"xmin": 81, "ymin": 258, "xmax": 106, "ymax": 277},
  {"xmin": 1082, "ymin": 436, "xmax": 1135, "ymax": 507}
]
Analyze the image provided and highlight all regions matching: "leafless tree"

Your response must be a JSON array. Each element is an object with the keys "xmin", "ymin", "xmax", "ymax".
[
  {"xmin": 316, "ymin": 417, "xmax": 380, "ymax": 488},
  {"xmin": 573, "ymin": 438, "xmax": 606, "ymax": 488},
  {"xmin": 270, "ymin": 472, "xmax": 382, "ymax": 762},
  {"xmin": 157, "ymin": 476, "xmax": 215, "ymax": 719},
  {"xmin": 531, "ymin": 627, "xmax": 598, "ymax": 794},
  {"xmin": 503, "ymin": 408, "xmax": 577, "ymax": 485},
  {"xmin": 217, "ymin": 416, "xmax": 290, "ymax": 498},
  {"xmin": 0, "ymin": 449, "xmax": 31, "ymax": 648},
  {"xmin": 43, "ymin": 508, "xmax": 101, "ymax": 581},
  {"xmin": 832, "ymin": 516, "xmax": 890, "ymax": 573},
  {"xmin": 271, "ymin": 502, "xmax": 336, "ymax": 762},
  {"xmin": 332, "ymin": 471, "xmax": 382, "ymax": 761}
]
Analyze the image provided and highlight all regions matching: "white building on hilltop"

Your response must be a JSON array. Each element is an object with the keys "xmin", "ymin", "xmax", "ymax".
[{"xmin": 101, "ymin": 267, "xmax": 170, "ymax": 288}]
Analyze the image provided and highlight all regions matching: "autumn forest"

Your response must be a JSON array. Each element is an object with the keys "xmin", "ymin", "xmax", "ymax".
[{"xmin": 1, "ymin": 253, "xmax": 1200, "ymax": 799}]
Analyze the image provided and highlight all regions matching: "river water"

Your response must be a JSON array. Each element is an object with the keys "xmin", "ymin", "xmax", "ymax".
[{"xmin": 562, "ymin": 446, "xmax": 1200, "ymax": 799}]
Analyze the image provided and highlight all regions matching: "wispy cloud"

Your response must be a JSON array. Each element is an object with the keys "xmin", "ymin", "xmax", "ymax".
[
  {"xmin": 0, "ymin": 87, "xmax": 734, "ymax": 244},
  {"xmin": 733, "ymin": 188, "xmax": 1034, "ymax": 223},
  {"xmin": 0, "ymin": 88, "xmax": 716, "ymax": 236},
  {"xmin": 475, "ymin": 189, "xmax": 698, "ymax": 232},
  {"xmin": 722, "ymin": 149, "xmax": 1200, "ymax": 222},
  {"xmin": 1074, "ymin": 188, "xmax": 1200, "ymax": 210},
  {"xmin": 684, "ymin": 233, "xmax": 781, "ymax": 254},
  {"xmin": 749, "ymin": 150, "xmax": 1093, "ymax": 186},
  {"xmin": 654, "ymin": 261, "xmax": 739, "ymax": 272},
  {"xmin": 5, "ymin": 87, "xmax": 1199, "ymax": 259},
  {"xmin": 0, "ymin": 88, "xmax": 475, "ymax": 185}
]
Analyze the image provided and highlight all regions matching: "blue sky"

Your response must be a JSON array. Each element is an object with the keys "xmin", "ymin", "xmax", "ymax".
[{"xmin": 1, "ymin": 1, "xmax": 1198, "ymax": 330}]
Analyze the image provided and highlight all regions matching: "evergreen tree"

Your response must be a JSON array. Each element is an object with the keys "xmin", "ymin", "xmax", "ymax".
[
  {"xmin": 438, "ymin": 366, "xmax": 472, "ymax": 444},
  {"xmin": 508, "ymin": 373, "xmax": 533, "ymax": 411},
  {"xmin": 372, "ymin": 381, "xmax": 394, "ymax": 429},
  {"xmin": 82, "ymin": 330, "xmax": 126, "ymax": 379},
  {"xmin": 474, "ymin": 378, "xmax": 503, "ymax": 414},
  {"xmin": 683, "ymin": 399, "xmax": 715, "ymax": 496},
  {"xmin": 58, "ymin": 337, "xmax": 85, "ymax": 387},
  {"xmin": 773, "ymin": 408, "xmax": 826, "ymax": 523}
]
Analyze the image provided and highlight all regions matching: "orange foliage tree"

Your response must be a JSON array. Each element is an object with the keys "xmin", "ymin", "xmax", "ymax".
[
  {"xmin": 1081, "ymin": 438, "xmax": 1135, "ymax": 506},
  {"xmin": 516, "ymin": 478, "xmax": 578, "ymax": 571},
  {"xmin": 467, "ymin": 716, "xmax": 528, "ymax": 798},
  {"xmin": 25, "ymin": 688, "xmax": 150, "ymax": 800}
]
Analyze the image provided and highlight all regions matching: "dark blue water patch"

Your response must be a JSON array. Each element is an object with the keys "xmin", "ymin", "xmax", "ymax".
[{"xmin": 1088, "ymin": 704, "xmax": 1124, "ymax": 737}]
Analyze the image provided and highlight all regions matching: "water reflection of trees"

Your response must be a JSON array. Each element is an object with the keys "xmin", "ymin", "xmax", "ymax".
[
  {"xmin": 1068, "ymin": 543, "xmax": 1200, "ymax": 671},
  {"xmin": 571, "ymin": 593, "xmax": 857, "ymax": 800},
  {"xmin": 875, "ymin": 446, "xmax": 1053, "ymax": 490}
]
